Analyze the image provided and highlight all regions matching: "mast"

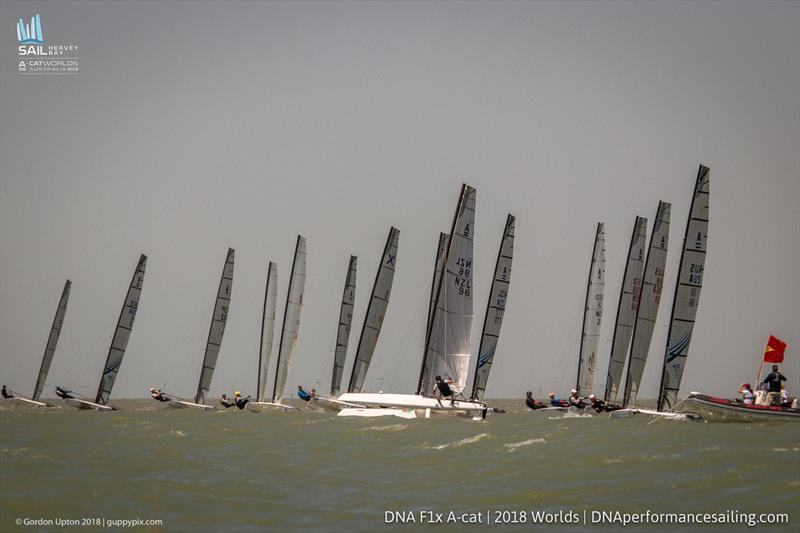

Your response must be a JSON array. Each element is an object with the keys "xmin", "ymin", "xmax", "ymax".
[
  {"xmin": 657, "ymin": 165, "xmax": 709, "ymax": 411},
  {"xmin": 576, "ymin": 223, "xmax": 605, "ymax": 396},
  {"xmin": 623, "ymin": 201, "xmax": 671, "ymax": 407},
  {"xmin": 470, "ymin": 214, "xmax": 515, "ymax": 401},
  {"xmin": 272, "ymin": 235, "xmax": 307, "ymax": 403},
  {"xmin": 195, "ymin": 248, "xmax": 235, "ymax": 405},
  {"xmin": 32, "ymin": 279, "xmax": 71, "ymax": 401},
  {"xmin": 256, "ymin": 262, "xmax": 277, "ymax": 403},
  {"xmin": 331, "ymin": 255, "xmax": 357, "ymax": 397},
  {"xmin": 95, "ymin": 254, "xmax": 147, "ymax": 405},
  {"xmin": 603, "ymin": 216, "xmax": 647, "ymax": 403},
  {"xmin": 418, "ymin": 184, "xmax": 476, "ymax": 396},
  {"xmin": 347, "ymin": 227, "xmax": 399, "ymax": 393},
  {"xmin": 427, "ymin": 233, "xmax": 450, "ymax": 333}
]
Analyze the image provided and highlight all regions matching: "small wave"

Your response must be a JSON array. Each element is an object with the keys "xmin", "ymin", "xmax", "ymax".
[
  {"xmin": 428, "ymin": 433, "xmax": 491, "ymax": 450},
  {"xmin": 603, "ymin": 458, "xmax": 622, "ymax": 464},
  {"xmin": 504, "ymin": 438, "xmax": 545, "ymax": 452},
  {"xmin": 360, "ymin": 424, "xmax": 408, "ymax": 432},
  {"xmin": 169, "ymin": 430, "xmax": 186, "ymax": 438},
  {"xmin": 772, "ymin": 447, "xmax": 799, "ymax": 452}
]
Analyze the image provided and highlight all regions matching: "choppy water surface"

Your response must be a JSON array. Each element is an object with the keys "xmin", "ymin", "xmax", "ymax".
[{"xmin": 1, "ymin": 400, "xmax": 798, "ymax": 532}]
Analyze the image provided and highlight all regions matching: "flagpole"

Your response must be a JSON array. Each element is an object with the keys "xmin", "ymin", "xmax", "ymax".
[{"xmin": 755, "ymin": 338, "xmax": 768, "ymax": 388}]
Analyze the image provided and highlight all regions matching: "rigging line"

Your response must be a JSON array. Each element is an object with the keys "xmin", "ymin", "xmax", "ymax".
[{"xmin": 384, "ymin": 284, "xmax": 429, "ymax": 392}]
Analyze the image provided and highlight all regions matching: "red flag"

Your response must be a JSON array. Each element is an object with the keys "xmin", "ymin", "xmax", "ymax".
[{"xmin": 763, "ymin": 335, "xmax": 787, "ymax": 363}]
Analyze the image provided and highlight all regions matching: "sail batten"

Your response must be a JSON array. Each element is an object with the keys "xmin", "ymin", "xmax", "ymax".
[
  {"xmin": 419, "ymin": 184, "xmax": 476, "ymax": 397},
  {"xmin": 347, "ymin": 228, "xmax": 399, "ymax": 394},
  {"xmin": 604, "ymin": 217, "xmax": 647, "ymax": 403},
  {"xmin": 272, "ymin": 236, "xmax": 307, "ymax": 403},
  {"xmin": 32, "ymin": 280, "xmax": 71, "ymax": 401},
  {"xmin": 623, "ymin": 202, "xmax": 671, "ymax": 407},
  {"xmin": 95, "ymin": 255, "xmax": 147, "ymax": 405},
  {"xmin": 256, "ymin": 262, "xmax": 277, "ymax": 402},
  {"xmin": 331, "ymin": 256, "xmax": 357, "ymax": 397},
  {"xmin": 576, "ymin": 223, "xmax": 605, "ymax": 396},
  {"xmin": 195, "ymin": 248, "xmax": 235, "ymax": 405},
  {"xmin": 471, "ymin": 214, "xmax": 514, "ymax": 401},
  {"xmin": 658, "ymin": 166, "xmax": 709, "ymax": 411}
]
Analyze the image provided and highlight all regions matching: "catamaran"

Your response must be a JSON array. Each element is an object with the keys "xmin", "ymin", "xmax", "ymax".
[
  {"xmin": 576, "ymin": 223, "xmax": 605, "ymax": 398},
  {"xmin": 248, "ymin": 236, "xmax": 306, "ymax": 412},
  {"xmin": 339, "ymin": 185, "xmax": 488, "ymax": 419},
  {"xmin": 162, "ymin": 248, "xmax": 234, "ymax": 410},
  {"xmin": 611, "ymin": 166, "xmax": 709, "ymax": 421},
  {"xmin": 245, "ymin": 261, "xmax": 281, "ymax": 410},
  {"xmin": 64, "ymin": 255, "xmax": 146, "ymax": 411},
  {"xmin": 3, "ymin": 280, "xmax": 71, "ymax": 407}
]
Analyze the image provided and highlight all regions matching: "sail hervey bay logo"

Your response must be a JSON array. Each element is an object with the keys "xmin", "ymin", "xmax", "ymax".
[
  {"xmin": 17, "ymin": 14, "xmax": 44, "ymax": 44},
  {"xmin": 16, "ymin": 13, "xmax": 79, "ymax": 74}
]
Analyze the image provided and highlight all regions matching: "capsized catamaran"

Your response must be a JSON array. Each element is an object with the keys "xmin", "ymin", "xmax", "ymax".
[
  {"xmin": 603, "ymin": 216, "xmax": 647, "ymax": 404},
  {"xmin": 4, "ymin": 280, "xmax": 71, "ymax": 407},
  {"xmin": 164, "ymin": 248, "xmax": 234, "ymax": 410},
  {"xmin": 249, "ymin": 236, "xmax": 306, "ymax": 411},
  {"xmin": 64, "ymin": 255, "xmax": 146, "ymax": 411},
  {"xmin": 339, "ymin": 184, "xmax": 488, "ymax": 418},
  {"xmin": 470, "ymin": 214, "xmax": 515, "ymax": 403}
]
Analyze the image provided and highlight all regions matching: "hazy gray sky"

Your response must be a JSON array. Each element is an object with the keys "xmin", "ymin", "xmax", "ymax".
[{"xmin": 1, "ymin": 1, "xmax": 798, "ymax": 401}]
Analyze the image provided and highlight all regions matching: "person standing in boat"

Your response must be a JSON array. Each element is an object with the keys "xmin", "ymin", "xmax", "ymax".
[
  {"xmin": 1, "ymin": 385, "xmax": 13, "ymax": 399},
  {"xmin": 149, "ymin": 387, "xmax": 171, "ymax": 402},
  {"xmin": 297, "ymin": 385, "xmax": 312, "ymax": 402},
  {"xmin": 738, "ymin": 383, "xmax": 754, "ymax": 405},
  {"xmin": 762, "ymin": 365, "xmax": 787, "ymax": 406},
  {"xmin": 525, "ymin": 391, "xmax": 544, "ymax": 410},
  {"xmin": 434, "ymin": 375, "xmax": 455, "ymax": 406}
]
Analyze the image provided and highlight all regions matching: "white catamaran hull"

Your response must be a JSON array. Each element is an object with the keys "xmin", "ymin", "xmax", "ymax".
[
  {"xmin": 246, "ymin": 401, "xmax": 298, "ymax": 412},
  {"xmin": 167, "ymin": 400, "xmax": 216, "ymax": 411},
  {"xmin": 309, "ymin": 397, "xmax": 366, "ymax": 412},
  {"xmin": 608, "ymin": 407, "xmax": 701, "ymax": 421},
  {"xmin": 338, "ymin": 407, "xmax": 417, "ymax": 419},
  {"xmin": 63, "ymin": 398, "xmax": 116, "ymax": 411},
  {"xmin": 10, "ymin": 397, "xmax": 53, "ymax": 407},
  {"xmin": 337, "ymin": 393, "xmax": 487, "ymax": 415}
]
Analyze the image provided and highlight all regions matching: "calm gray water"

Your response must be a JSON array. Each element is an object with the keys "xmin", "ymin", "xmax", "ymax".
[{"xmin": 1, "ymin": 400, "xmax": 798, "ymax": 532}]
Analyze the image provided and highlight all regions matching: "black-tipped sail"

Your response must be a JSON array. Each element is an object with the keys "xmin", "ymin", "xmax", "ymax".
[
  {"xmin": 658, "ymin": 166, "xmax": 709, "ymax": 411},
  {"xmin": 95, "ymin": 255, "xmax": 146, "ymax": 405},
  {"xmin": 576, "ymin": 223, "xmax": 605, "ymax": 396},
  {"xmin": 471, "ymin": 214, "xmax": 514, "ymax": 401},
  {"xmin": 195, "ymin": 248, "xmax": 235, "ymax": 405},
  {"xmin": 331, "ymin": 256, "xmax": 357, "ymax": 397},
  {"xmin": 347, "ymin": 228, "xmax": 399, "ymax": 394},
  {"xmin": 623, "ymin": 201, "xmax": 671, "ymax": 407},
  {"xmin": 256, "ymin": 262, "xmax": 277, "ymax": 403},
  {"xmin": 272, "ymin": 236, "xmax": 307, "ymax": 403},
  {"xmin": 427, "ymin": 233, "xmax": 450, "ymax": 333},
  {"xmin": 32, "ymin": 280, "xmax": 71, "ymax": 401},
  {"xmin": 604, "ymin": 217, "xmax": 647, "ymax": 403},
  {"xmin": 418, "ymin": 184, "xmax": 476, "ymax": 396}
]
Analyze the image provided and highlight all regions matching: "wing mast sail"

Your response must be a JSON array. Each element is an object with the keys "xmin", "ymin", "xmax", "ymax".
[
  {"xmin": 470, "ymin": 214, "xmax": 514, "ymax": 401},
  {"xmin": 32, "ymin": 279, "xmax": 71, "ymax": 401},
  {"xmin": 604, "ymin": 217, "xmax": 647, "ymax": 403},
  {"xmin": 427, "ymin": 233, "xmax": 450, "ymax": 333},
  {"xmin": 95, "ymin": 255, "xmax": 147, "ymax": 405},
  {"xmin": 195, "ymin": 248, "xmax": 235, "ymax": 405},
  {"xmin": 331, "ymin": 255, "xmax": 357, "ymax": 397},
  {"xmin": 256, "ymin": 262, "xmax": 277, "ymax": 403},
  {"xmin": 657, "ymin": 165, "xmax": 709, "ymax": 411},
  {"xmin": 272, "ymin": 236, "xmax": 307, "ymax": 403},
  {"xmin": 576, "ymin": 223, "xmax": 605, "ymax": 396},
  {"xmin": 347, "ymin": 228, "xmax": 399, "ymax": 393},
  {"xmin": 623, "ymin": 201, "xmax": 671, "ymax": 407},
  {"xmin": 418, "ymin": 184, "xmax": 476, "ymax": 397}
]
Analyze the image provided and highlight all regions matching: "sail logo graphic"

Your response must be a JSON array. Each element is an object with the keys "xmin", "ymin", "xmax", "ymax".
[
  {"xmin": 17, "ymin": 14, "xmax": 44, "ymax": 44},
  {"xmin": 665, "ymin": 334, "xmax": 691, "ymax": 363},
  {"xmin": 477, "ymin": 346, "xmax": 496, "ymax": 368}
]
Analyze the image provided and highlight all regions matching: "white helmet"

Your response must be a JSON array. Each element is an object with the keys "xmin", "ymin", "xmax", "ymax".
[
  {"xmin": 570, "ymin": 389, "xmax": 578, "ymax": 395},
  {"xmin": 589, "ymin": 394, "xmax": 596, "ymax": 400}
]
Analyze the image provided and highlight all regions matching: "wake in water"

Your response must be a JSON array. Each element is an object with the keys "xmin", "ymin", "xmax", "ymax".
[
  {"xmin": 504, "ymin": 438, "xmax": 545, "ymax": 452},
  {"xmin": 426, "ymin": 433, "xmax": 492, "ymax": 450},
  {"xmin": 359, "ymin": 424, "xmax": 408, "ymax": 432}
]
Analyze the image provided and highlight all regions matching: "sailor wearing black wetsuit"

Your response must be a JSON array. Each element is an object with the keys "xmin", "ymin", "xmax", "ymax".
[
  {"xmin": 762, "ymin": 365, "xmax": 787, "ymax": 405},
  {"xmin": 435, "ymin": 375, "xmax": 455, "ymax": 406},
  {"xmin": 149, "ymin": 388, "xmax": 171, "ymax": 402},
  {"xmin": 1, "ymin": 385, "xmax": 12, "ymax": 399},
  {"xmin": 220, "ymin": 394, "xmax": 235, "ymax": 408},
  {"xmin": 525, "ymin": 391, "xmax": 543, "ymax": 410},
  {"xmin": 55, "ymin": 386, "xmax": 73, "ymax": 400}
]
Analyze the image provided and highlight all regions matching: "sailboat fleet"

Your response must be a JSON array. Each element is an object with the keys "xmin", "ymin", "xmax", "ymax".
[{"xmin": 3, "ymin": 168, "xmax": 795, "ymax": 421}]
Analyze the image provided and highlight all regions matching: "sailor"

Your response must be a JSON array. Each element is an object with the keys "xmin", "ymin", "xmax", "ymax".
[
  {"xmin": 568, "ymin": 389, "xmax": 585, "ymax": 408},
  {"xmin": 1, "ymin": 385, "xmax": 13, "ymax": 399},
  {"xmin": 310, "ymin": 388, "xmax": 318, "ymax": 399},
  {"xmin": 588, "ymin": 394, "xmax": 606, "ymax": 412},
  {"xmin": 434, "ymin": 375, "xmax": 455, "ymax": 406},
  {"xmin": 220, "ymin": 394, "xmax": 235, "ymax": 408},
  {"xmin": 55, "ymin": 386, "xmax": 74, "ymax": 400},
  {"xmin": 525, "ymin": 391, "xmax": 544, "ymax": 410},
  {"xmin": 779, "ymin": 388, "xmax": 791, "ymax": 408},
  {"xmin": 149, "ymin": 387, "xmax": 171, "ymax": 402},
  {"xmin": 234, "ymin": 391, "xmax": 250, "ymax": 410},
  {"xmin": 737, "ymin": 383, "xmax": 754, "ymax": 405},
  {"xmin": 547, "ymin": 392, "xmax": 568, "ymax": 407},
  {"xmin": 297, "ymin": 385, "xmax": 312, "ymax": 402},
  {"xmin": 762, "ymin": 365, "xmax": 787, "ymax": 406}
]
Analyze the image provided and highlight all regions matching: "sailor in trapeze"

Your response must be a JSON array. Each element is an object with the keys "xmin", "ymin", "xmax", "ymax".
[{"xmin": 434, "ymin": 375, "xmax": 456, "ymax": 407}]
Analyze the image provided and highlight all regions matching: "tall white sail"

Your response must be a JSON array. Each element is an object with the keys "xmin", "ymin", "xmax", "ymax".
[
  {"xmin": 96, "ymin": 255, "xmax": 147, "ymax": 405},
  {"xmin": 576, "ymin": 223, "xmax": 605, "ymax": 396},
  {"xmin": 256, "ymin": 262, "xmax": 277, "ymax": 402},
  {"xmin": 347, "ymin": 228, "xmax": 399, "ymax": 393},
  {"xmin": 623, "ymin": 201, "xmax": 671, "ymax": 407},
  {"xmin": 470, "ymin": 214, "xmax": 514, "ymax": 401},
  {"xmin": 331, "ymin": 255, "xmax": 357, "ymax": 397},
  {"xmin": 604, "ymin": 216, "xmax": 647, "ymax": 403},
  {"xmin": 272, "ymin": 236, "xmax": 307, "ymax": 403},
  {"xmin": 418, "ymin": 184, "xmax": 476, "ymax": 396},
  {"xmin": 427, "ymin": 233, "xmax": 450, "ymax": 333},
  {"xmin": 195, "ymin": 248, "xmax": 235, "ymax": 405},
  {"xmin": 658, "ymin": 166, "xmax": 709, "ymax": 411},
  {"xmin": 32, "ymin": 279, "xmax": 71, "ymax": 401}
]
